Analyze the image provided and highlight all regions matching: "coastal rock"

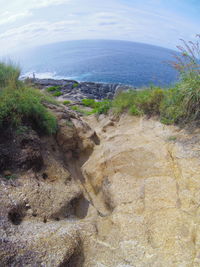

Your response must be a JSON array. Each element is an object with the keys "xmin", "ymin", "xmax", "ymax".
[{"xmin": 31, "ymin": 78, "xmax": 136, "ymax": 101}]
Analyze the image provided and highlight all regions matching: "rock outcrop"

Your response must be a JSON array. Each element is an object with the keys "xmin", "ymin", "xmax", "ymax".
[
  {"xmin": 30, "ymin": 78, "xmax": 136, "ymax": 101},
  {"xmin": 1, "ymin": 110, "xmax": 200, "ymax": 266},
  {"xmin": 81, "ymin": 114, "xmax": 200, "ymax": 266},
  {"xmin": 0, "ymin": 103, "xmax": 97, "ymax": 266}
]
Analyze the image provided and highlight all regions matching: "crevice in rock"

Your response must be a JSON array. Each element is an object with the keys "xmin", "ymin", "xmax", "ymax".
[
  {"xmin": 69, "ymin": 194, "xmax": 90, "ymax": 219},
  {"xmin": 51, "ymin": 194, "xmax": 89, "ymax": 220},
  {"xmin": 59, "ymin": 242, "xmax": 85, "ymax": 267},
  {"xmin": 8, "ymin": 203, "xmax": 27, "ymax": 225},
  {"xmin": 90, "ymin": 131, "xmax": 100, "ymax": 145}
]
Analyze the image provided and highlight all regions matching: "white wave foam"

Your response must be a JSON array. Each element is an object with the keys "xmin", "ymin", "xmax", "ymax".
[{"xmin": 20, "ymin": 71, "xmax": 77, "ymax": 80}]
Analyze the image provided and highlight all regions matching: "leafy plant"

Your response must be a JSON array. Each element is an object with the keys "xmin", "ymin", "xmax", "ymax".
[
  {"xmin": 72, "ymin": 82, "xmax": 79, "ymax": 88},
  {"xmin": 53, "ymin": 91, "xmax": 62, "ymax": 97},
  {"xmin": 112, "ymin": 87, "xmax": 164, "ymax": 116},
  {"xmin": 82, "ymin": 99, "xmax": 96, "ymax": 108},
  {"xmin": 63, "ymin": 100, "xmax": 71, "ymax": 105},
  {"xmin": 0, "ymin": 85, "xmax": 57, "ymax": 135},
  {"xmin": 46, "ymin": 86, "xmax": 61, "ymax": 92}
]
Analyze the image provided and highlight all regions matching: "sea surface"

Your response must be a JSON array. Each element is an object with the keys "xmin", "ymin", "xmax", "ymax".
[{"xmin": 16, "ymin": 40, "xmax": 178, "ymax": 87}]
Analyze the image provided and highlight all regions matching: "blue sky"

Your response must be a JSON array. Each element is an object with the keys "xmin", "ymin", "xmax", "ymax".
[{"xmin": 0, "ymin": 0, "xmax": 199, "ymax": 55}]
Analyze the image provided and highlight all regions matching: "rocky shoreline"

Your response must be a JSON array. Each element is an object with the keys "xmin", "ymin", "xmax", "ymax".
[{"xmin": 30, "ymin": 78, "xmax": 136, "ymax": 101}]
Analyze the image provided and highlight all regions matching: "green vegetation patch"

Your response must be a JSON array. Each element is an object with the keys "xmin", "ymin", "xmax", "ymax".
[
  {"xmin": 71, "ymin": 105, "xmax": 94, "ymax": 115},
  {"xmin": 72, "ymin": 82, "xmax": 79, "ymax": 88},
  {"xmin": 167, "ymin": 136, "xmax": 177, "ymax": 142},
  {"xmin": 63, "ymin": 100, "xmax": 71, "ymax": 105},
  {"xmin": 0, "ymin": 61, "xmax": 21, "ymax": 89},
  {"xmin": 0, "ymin": 61, "xmax": 57, "ymax": 135},
  {"xmin": 4, "ymin": 174, "xmax": 17, "ymax": 180},
  {"xmin": 113, "ymin": 87, "xmax": 164, "ymax": 116},
  {"xmin": 0, "ymin": 86, "xmax": 57, "ymax": 134},
  {"xmin": 46, "ymin": 86, "xmax": 61, "ymax": 92},
  {"xmin": 81, "ymin": 98, "xmax": 112, "ymax": 114},
  {"xmin": 53, "ymin": 91, "xmax": 62, "ymax": 97},
  {"xmin": 46, "ymin": 85, "xmax": 63, "ymax": 97}
]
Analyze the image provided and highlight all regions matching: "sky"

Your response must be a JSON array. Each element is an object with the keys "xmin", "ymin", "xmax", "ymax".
[{"xmin": 0, "ymin": 0, "xmax": 199, "ymax": 55}]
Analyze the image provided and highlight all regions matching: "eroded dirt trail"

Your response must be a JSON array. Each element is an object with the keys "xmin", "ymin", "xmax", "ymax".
[
  {"xmin": 2, "ymin": 109, "xmax": 200, "ymax": 266},
  {"xmin": 80, "ymin": 114, "xmax": 200, "ymax": 266}
]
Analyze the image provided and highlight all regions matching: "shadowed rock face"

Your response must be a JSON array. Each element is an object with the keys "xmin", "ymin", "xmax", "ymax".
[
  {"xmin": 0, "ymin": 103, "xmax": 96, "ymax": 266},
  {"xmin": 30, "ymin": 78, "xmax": 136, "ymax": 101},
  {"xmin": 0, "ymin": 127, "xmax": 43, "ymax": 173},
  {"xmin": 2, "ymin": 108, "xmax": 200, "ymax": 266}
]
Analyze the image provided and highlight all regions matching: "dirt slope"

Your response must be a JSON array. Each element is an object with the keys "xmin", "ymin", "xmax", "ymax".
[
  {"xmin": 1, "ymin": 111, "xmax": 200, "ymax": 266},
  {"xmin": 82, "ymin": 114, "xmax": 200, "ymax": 266}
]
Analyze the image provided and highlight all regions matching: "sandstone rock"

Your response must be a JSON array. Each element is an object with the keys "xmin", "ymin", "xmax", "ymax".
[
  {"xmin": 2, "ymin": 110, "xmax": 200, "ymax": 266},
  {"xmin": 82, "ymin": 115, "xmax": 200, "ymax": 266},
  {"xmin": 0, "ymin": 103, "xmax": 97, "ymax": 266}
]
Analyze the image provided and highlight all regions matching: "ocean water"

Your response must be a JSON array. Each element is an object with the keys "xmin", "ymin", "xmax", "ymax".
[{"xmin": 17, "ymin": 40, "xmax": 178, "ymax": 87}]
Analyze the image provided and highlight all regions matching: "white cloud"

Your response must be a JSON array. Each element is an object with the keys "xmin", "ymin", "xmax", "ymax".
[
  {"xmin": 0, "ymin": 0, "xmax": 199, "ymax": 55},
  {"xmin": 0, "ymin": 0, "xmax": 71, "ymax": 26},
  {"xmin": 23, "ymin": 0, "xmax": 71, "ymax": 10},
  {"xmin": 36, "ymin": 0, "xmax": 70, "ymax": 8},
  {"xmin": 0, "ymin": 11, "xmax": 31, "ymax": 25}
]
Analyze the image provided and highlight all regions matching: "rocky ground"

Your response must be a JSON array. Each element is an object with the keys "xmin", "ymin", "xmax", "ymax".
[
  {"xmin": 1, "ymin": 106, "xmax": 200, "ymax": 266},
  {"xmin": 30, "ymin": 78, "xmax": 135, "ymax": 101}
]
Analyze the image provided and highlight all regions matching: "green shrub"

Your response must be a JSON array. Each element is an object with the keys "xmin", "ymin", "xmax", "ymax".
[
  {"xmin": 46, "ymin": 86, "xmax": 61, "ymax": 92},
  {"xmin": 72, "ymin": 83, "xmax": 79, "ymax": 88},
  {"xmin": 0, "ymin": 61, "xmax": 21, "ymax": 89},
  {"xmin": 161, "ymin": 35, "xmax": 200, "ymax": 124},
  {"xmin": 113, "ymin": 87, "xmax": 164, "ymax": 116},
  {"xmin": 71, "ymin": 105, "xmax": 95, "ymax": 115},
  {"xmin": 160, "ymin": 87, "xmax": 184, "ymax": 124},
  {"xmin": 128, "ymin": 105, "xmax": 141, "ymax": 115},
  {"xmin": 93, "ymin": 100, "xmax": 112, "ymax": 114},
  {"xmin": 63, "ymin": 100, "xmax": 71, "ymax": 105},
  {"xmin": 82, "ymin": 99, "xmax": 96, "ymax": 108},
  {"xmin": 137, "ymin": 88, "xmax": 164, "ymax": 115},
  {"xmin": 0, "ymin": 86, "xmax": 57, "ymax": 134},
  {"xmin": 53, "ymin": 91, "xmax": 62, "ymax": 97}
]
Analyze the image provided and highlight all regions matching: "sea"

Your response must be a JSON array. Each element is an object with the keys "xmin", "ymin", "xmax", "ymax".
[{"xmin": 15, "ymin": 40, "xmax": 178, "ymax": 87}]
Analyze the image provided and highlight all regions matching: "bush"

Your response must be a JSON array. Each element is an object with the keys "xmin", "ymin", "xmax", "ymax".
[
  {"xmin": 0, "ymin": 61, "xmax": 21, "ymax": 89},
  {"xmin": 112, "ymin": 87, "xmax": 164, "ymax": 116},
  {"xmin": 160, "ymin": 35, "xmax": 200, "ymax": 124},
  {"xmin": 0, "ymin": 86, "xmax": 57, "ymax": 134},
  {"xmin": 93, "ymin": 100, "xmax": 112, "ymax": 114},
  {"xmin": 82, "ymin": 98, "xmax": 96, "ymax": 108},
  {"xmin": 53, "ymin": 91, "xmax": 62, "ymax": 97},
  {"xmin": 160, "ymin": 86, "xmax": 184, "ymax": 124},
  {"xmin": 71, "ymin": 105, "xmax": 94, "ymax": 115},
  {"xmin": 72, "ymin": 82, "xmax": 79, "ymax": 88},
  {"xmin": 81, "ymin": 98, "xmax": 112, "ymax": 114},
  {"xmin": 46, "ymin": 86, "xmax": 61, "ymax": 92},
  {"xmin": 63, "ymin": 100, "xmax": 71, "ymax": 105}
]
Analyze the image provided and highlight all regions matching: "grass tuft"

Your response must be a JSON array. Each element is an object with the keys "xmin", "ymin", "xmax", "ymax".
[
  {"xmin": 0, "ymin": 61, "xmax": 57, "ymax": 135},
  {"xmin": 0, "ymin": 61, "xmax": 21, "ymax": 89}
]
